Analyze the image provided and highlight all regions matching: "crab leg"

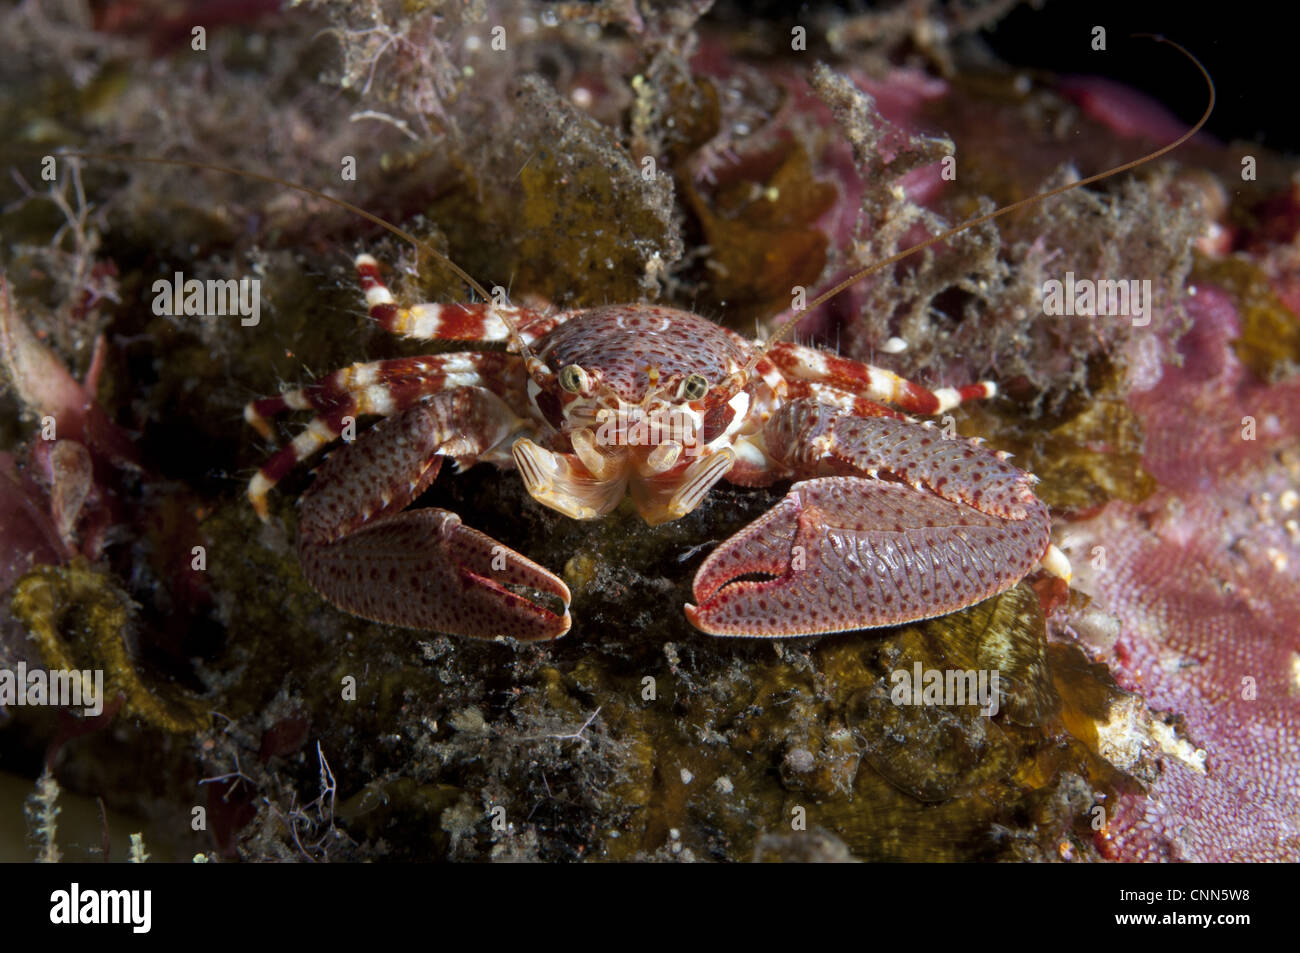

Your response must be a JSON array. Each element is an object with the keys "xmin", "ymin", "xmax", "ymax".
[
  {"xmin": 762, "ymin": 400, "xmax": 1039, "ymax": 518},
  {"xmin": 687, "ymin": 400, "xmax": 1050, "ymax": 637},
  {"xmin": 297, "ymin": 387, "xmax": 570, "ymax": 641},
  {"xmin": 354, "ymin": 254, "xmax": 568, "ymax": 345},
  {"xmin": 780, "ymin": 379, "xmax": 908, "ymax": 420},
  {"xmin": 246, "ymin": 352, "xmax": 524, "ymax": 435},
  {"xmin": 245, "ymin": 351, "xmax": 524, "ymax": 518},
  {"xmin": 765, "ymin": 341, "xmax": 994, "ymax": 415}
]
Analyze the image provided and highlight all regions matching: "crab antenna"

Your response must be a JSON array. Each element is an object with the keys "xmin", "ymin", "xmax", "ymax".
[
  {"xmin": 18, "ymin": 149, "xmax": 535, "ymax": 357},
  {"xmin": 753, "ymin": 34, "xmax": 1215, "ymax": 362}
]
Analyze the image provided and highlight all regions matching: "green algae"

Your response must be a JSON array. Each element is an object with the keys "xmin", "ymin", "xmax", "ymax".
[
  {"xmin": 411, "ymin": 75, "xmax": 683, "ymax": 309},
  {"xmin": 9, "ymin": 562, "xmax": 207, "ymax": 732}
]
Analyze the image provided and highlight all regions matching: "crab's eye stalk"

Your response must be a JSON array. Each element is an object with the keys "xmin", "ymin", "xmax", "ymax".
[
  {"xmin": 558, "ymin": 364, "xmax": 589, "ymax": 394},
  {"xmin": 680, "ymin": 373, "xmax": 709, "ymax": 400}
]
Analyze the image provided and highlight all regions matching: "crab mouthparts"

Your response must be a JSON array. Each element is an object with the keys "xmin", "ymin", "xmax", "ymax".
[{"xmin": 512, "ymin": 436, "xmax": 736, "ymax": 525}]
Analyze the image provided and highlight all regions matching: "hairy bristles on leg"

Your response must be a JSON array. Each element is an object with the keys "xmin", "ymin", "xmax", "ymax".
[
  {"xmin": 244, "ymin": 352, "xmax": 522, "ymax": 434},
  {"xmin": 933, "ymin": 382, "xmax": 996, "ymax": 411},
  {"xmin": 248, "ymin": 415, "xmax": 344, "ymax": 519},
  {"xmin": 782, "ymin": 380, "xmax": 908, "ymax": 419}
]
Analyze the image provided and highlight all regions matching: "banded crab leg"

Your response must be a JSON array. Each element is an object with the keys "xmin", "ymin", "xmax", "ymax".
[
  {"xmin": 765, "ymin": 341, "xmax": 996, "ymax": 416},
  {"xmin": 725, "ymin": 350, "xmax": 997, "ymax": 485},
  {"xmin": 687, "ymin": 399, "xmax": 1054, "ymax": 637},
  {"xmin": 245, "ymin": 350, "xmax": 525, "ymax": 519},
  {"xmin": 297, "ymin": 386, "xmax": 570, "ymax": 640},
  {"xmin": 245, "ymin": 247, "xmax": 562, "ymax": 518},
  {"xmin": 354, "ymin": 254, "xmax": 566, "ymax": 346}
]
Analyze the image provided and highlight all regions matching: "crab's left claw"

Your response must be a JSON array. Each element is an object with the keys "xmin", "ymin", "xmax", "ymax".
[
  {"xmin": 292, "ymin": 388, "xmax": 570, "ymax": 640},
  {"xmin": 686, "ymin": 476, "xmax": 1051, "ymax": 637},
  {"xmin": 300, "ymin": 508, "xmax": 571, "ymax": 641}
]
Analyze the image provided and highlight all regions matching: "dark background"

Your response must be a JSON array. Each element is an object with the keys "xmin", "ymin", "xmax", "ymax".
[
  {"xmin": 708, "ymin": 0, "xmax": 1297, "ymax": 154},
  {"xmin": 981, "ymin": 0, "xmax": 1293, "ymax": 153}
]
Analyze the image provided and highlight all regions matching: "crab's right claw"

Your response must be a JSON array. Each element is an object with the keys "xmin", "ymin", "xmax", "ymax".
[
  {"xmin": 299, "ymin": 508, "xmax": 571, "ymax": 641},
  {"xmin": 685, "ymin": 476, "xmax": 1051, "ymax": 638}
]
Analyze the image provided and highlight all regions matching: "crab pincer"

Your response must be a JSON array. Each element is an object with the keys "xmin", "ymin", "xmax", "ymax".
[
  {"xmin": 686, "ymin": 408, "xmax": 1053, "ymax": 637},
  {"xmin": 294, "ymin": 388, "xmax": 571, "ymax": 641}
]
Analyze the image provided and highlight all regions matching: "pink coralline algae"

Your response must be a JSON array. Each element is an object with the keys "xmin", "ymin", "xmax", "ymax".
[{"xmin": 1062, "ymin": 282, "xmax": 1300, "ymax": 861}]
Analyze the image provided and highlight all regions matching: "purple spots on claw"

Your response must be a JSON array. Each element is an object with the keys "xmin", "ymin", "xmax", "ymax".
[{"xmin": 688, "ymin": 475, "xmax": 1051, "ymax": 637}]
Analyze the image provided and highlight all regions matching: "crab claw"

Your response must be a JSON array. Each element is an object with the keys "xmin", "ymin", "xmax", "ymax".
[
  {"xmin": 686, "ymin": 476, "xmax": 1050, "ymax": 637},
  {"xmin": 300, "ymin": 508, "xmax": 571, "ymax": 641},
  {"xmin": 286, "ymin": 389, "xmax": 569, "ymax": 640}
]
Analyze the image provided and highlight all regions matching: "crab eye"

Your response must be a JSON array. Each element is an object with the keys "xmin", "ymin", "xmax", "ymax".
[
  {"xmin": 680, "ymin": 373, "xmax": 709, "ymax": 400},
  {"xmin": 558, "ymin": 364, "xmax": 588, "ymax": 393}
]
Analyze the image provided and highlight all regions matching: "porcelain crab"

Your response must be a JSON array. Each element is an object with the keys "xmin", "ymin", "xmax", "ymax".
[
  {"xmin": 237, "ymin": 34, "xmax": 1213, "ymax": 643},
  {"xmin": 244, "ymin": 256, "xmax": 1059, "ymax": 640}
]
